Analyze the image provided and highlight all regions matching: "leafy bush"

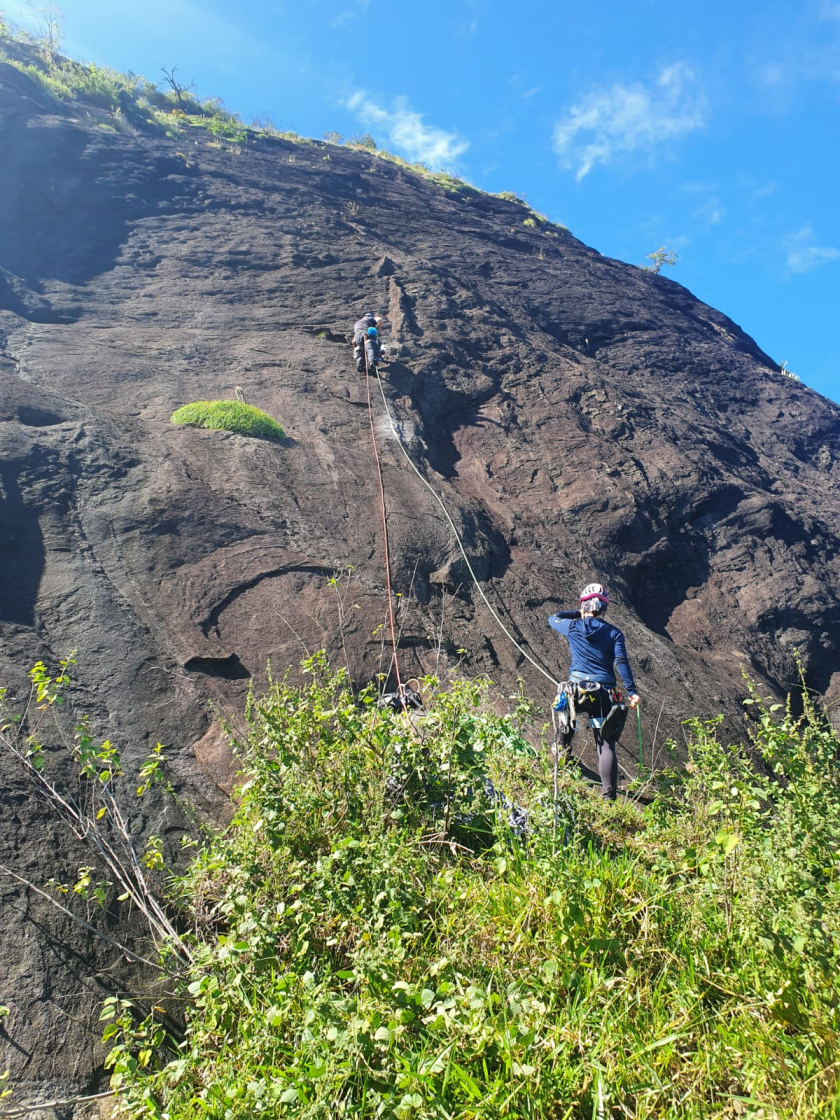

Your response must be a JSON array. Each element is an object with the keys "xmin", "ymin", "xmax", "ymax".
[
  {"xmin": 170, "ymin": 400, "xmax": 285, "ymax": 441},
  {"xmin": 346, "ymin": 132, "xmax": 377, "ymax": 151},
  {"xmin": 1, "ymin": 55, "xmax": 136, "ymax": 109},
  {"xmin": 95, "ymin": 662, "xmax": 840, "ymax": 1119},
  {"xmin": 207, "ymin": 114, "xmax": 247, "ymax": 142}
]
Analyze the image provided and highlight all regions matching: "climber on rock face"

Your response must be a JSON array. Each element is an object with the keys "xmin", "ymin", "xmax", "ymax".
[
  {"xmin": 353, "ymin": 312, "xmax": 381, "ymax": 373},
  {"xmin": 548, "ymin": 582, "xmax": 640, "ymax": 801}
]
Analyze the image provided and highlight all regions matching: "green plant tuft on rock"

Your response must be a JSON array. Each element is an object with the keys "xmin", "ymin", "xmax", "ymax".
[{"xmin": 170, "ymin": 400, "xmax": 285, "ymax": 441}]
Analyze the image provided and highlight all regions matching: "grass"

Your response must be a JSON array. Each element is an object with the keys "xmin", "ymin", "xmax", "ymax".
[
  {"xmin": 91, "ymin": 662, "xmax": 840, "ymax": 1119},
  {"xmin": 0, "ymin": 27, "xmax": 567, "ymax": 235},
  {"xmin": 170, "ymin": 400, "xmax": 285, "ymax": 442}
]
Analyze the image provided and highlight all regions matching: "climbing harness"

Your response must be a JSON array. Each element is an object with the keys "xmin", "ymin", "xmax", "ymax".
[{"xmin": 552, "ymin": 679, "xmax": 627, "ymax": 738}]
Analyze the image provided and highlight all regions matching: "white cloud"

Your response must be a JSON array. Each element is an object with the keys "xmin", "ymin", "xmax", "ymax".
[
  {"xmin": 552, "ymin": 63, "xmax": 707, "ymax": 181},
  {"xmin": 682, "ymin": 182, "xmax": 724, "ymax": 226},
  {"xmin": 784, "ymin": 225, "xmax": 840, "ymax": 273},
  {"xmin": 457, "ymin": 0, "xmax": 480, "ymax": 35},
  {"xmin": 753, "ymin": 181, "xmax": 778, "ymax": 199},
  {"xmin": 330, "ymin": 0, "xmax": 370, "ymax": 28},
  {"xmin": 345, "ymin": 91, "xmax": 469, "ymax": 168},
  {"xmin": 755, "ymin": 61, "xmax": 787, "ymax": 87},
  {"xmin": 693, "ymin": 199, "xmax": 725, "ymax": 226}
]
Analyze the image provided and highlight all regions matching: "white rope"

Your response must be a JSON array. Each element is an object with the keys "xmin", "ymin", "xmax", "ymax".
[{"xmin": 371, "ymin": 365, "xmax": 559, "ymax": 688}]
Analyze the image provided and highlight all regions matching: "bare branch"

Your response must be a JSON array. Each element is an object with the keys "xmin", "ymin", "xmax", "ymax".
[
  {"xmin": 0, "ymin": 1089, "xmax": 121, "ymax": 1119},
  {"xmin": 0, "ymin": 865, "xmax": 171, "ymax": 974},
  {"xmin": 159, "ymin": 65, "xmax": 196, "ymax": 106}
]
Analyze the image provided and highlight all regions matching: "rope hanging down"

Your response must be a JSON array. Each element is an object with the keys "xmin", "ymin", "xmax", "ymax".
[
  {"xmin": 364, "ymin": 348, "xmax": 404, "ymax": 695},
  {"xmin": 370, "ymin": 363, "xmax": 559, "ymax": 689}
]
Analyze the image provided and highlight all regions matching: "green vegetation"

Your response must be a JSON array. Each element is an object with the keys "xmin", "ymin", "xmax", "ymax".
[
  {"xmin": 170, "ymin": 400, "xmax": 285, "ymax": 442},
  {"xmin": 779, "ymin": 360, "xmax": 802, "ymax": 383},
  {"xmin": 3, "ymin": 653, "xmax": 840, "ymax": 1116},
  {"xmin": 0, "ymin": 21, "xmax": 245, "ymax": 138},
  {"xmin": 3, "ymin": 51, "xmax": 149, "ymax": 112},
  {"xmin": 83, "ymin": 659, "xmax": 840, "ymax": 1119},
  {"xmin": 207, "ymin": 114, "xmax": 248, "ymax": 143},
  {"xmin": 0, "ymin": 21, "xmax": 566, "ymax": 227},
  {"xmin": 642, "ymin": 247, "xmax": 679, "ymax": 275}
]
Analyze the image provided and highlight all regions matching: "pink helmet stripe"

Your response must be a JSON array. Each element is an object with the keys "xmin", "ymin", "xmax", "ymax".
[{"xmin": 580, "ymin": 582, "xmax": 610, "ymax": 605}]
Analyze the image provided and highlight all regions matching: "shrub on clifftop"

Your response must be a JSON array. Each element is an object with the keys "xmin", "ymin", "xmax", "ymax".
[{"xmin": 170, "ymin": 400, "xmax": 285, "ymax": 442}]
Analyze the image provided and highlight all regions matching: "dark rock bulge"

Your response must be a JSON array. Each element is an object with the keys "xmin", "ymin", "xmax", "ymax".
[{"xmin": 1, "ymin": 57, "xmax": 839, "ymax": 1100}]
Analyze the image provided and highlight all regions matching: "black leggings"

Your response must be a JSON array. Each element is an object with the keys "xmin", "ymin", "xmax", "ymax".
[{"xmin": 558, "ymin": 688, "xmax": 618, "ymax": 800}]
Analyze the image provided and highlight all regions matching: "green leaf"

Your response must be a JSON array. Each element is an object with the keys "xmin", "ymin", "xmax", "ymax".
[{"xmin": 715, "ymin": 829, "xmax": 741, "ymax": 855}]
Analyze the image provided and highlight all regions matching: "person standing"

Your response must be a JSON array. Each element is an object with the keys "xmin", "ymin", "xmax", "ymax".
[{"xmin": 548, "ymin": 582, "xmax": 640, "ymax": 800}]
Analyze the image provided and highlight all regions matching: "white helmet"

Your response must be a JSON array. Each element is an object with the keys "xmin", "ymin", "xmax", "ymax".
[{"xmin": 579, "ymin": 582, "xmax": 609, "ymax": 613}]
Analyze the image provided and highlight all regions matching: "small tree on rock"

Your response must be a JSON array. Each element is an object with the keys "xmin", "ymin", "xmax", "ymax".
[
  {"xmin": 26, "ymin": 0, "xmax": 64, "ymax": 59},
  {"xmin": 643, "ymin": 246, "xmax": 679, "ymax": 275}
]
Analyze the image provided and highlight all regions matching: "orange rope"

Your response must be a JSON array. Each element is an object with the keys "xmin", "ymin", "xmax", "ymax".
[{"xmin": 363, "ymin": 340, "xmax": 404, "ymax": 698}]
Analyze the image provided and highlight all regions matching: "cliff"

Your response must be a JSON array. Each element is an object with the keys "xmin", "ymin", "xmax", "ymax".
[{"xmin": 1, "ymin": 47, "xmax": 839, "ymax": 1101}]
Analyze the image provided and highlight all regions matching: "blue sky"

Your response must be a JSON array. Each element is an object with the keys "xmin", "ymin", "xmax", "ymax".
[{"xmin": 7, "ymin": 0, "xmax": 840, "ymax": 402}]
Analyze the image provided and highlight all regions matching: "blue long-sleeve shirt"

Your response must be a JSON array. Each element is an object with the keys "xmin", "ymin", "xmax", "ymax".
[{"xmin": 548, "ymin": 611, "xmax": 637, "ymax": 693}]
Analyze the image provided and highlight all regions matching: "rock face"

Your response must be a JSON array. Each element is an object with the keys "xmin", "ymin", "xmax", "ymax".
[{"xmin": 1, "ymin": 58, "xmax": 839, "ymax": 1100}]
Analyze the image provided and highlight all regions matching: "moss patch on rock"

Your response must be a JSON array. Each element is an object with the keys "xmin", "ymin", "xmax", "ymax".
[{"xmin": 170, "ymin": 400, "xmax": 285, "ymax": 442}]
